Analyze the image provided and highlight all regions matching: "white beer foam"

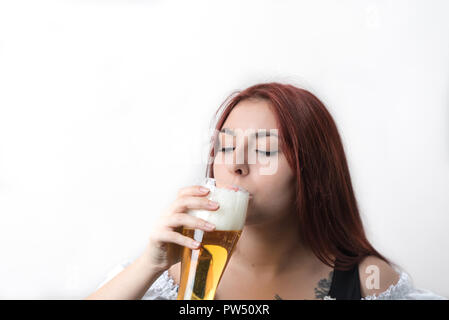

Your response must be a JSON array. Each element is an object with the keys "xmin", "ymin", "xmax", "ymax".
[{"xmin": 187, "ymin": 187, "xmax": 249, "ymax": 231}]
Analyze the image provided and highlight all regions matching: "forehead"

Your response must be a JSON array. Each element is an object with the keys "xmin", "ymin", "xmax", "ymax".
[{"xmin": 222, "ymin": 98, "xmax": 278, "ymax": 132}]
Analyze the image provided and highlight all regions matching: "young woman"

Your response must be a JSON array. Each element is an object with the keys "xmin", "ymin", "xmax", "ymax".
[{"xmin": 86, "ymin": 82, "xmax": 446, "ymax": 300}]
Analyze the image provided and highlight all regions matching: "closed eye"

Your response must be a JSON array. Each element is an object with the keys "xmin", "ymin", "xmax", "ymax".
[
  {"xmin": 257, "ymin": 150, "xmax": 278, "ymax": 157},
  {"xmin": 218, "ymin": 147, "xmax": 278, "ymax": 157}
]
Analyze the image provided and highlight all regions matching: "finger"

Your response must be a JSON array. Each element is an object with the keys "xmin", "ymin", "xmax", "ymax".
[
  {"xmin": 177, "ymin": 185, "xmax": 211, "ymax": 198},
  {"xmin": 166, "ymin": 213, "xmax": 216, "ymax": 231},
  {"xmin": 159, "ymin": 230, "xmax": 202, "ymax": 250},
  {"xmin": 171, "ymin": 196, "xmax": 219, "ymax": 213}
]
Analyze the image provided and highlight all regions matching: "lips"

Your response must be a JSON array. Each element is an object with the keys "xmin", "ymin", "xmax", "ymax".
[
  {"xmin": 220, "ymin": 184, "xmax": 252, "ymax": 199},
  {"xmin": 222, "ymin": 185, "xmax": 240, "ymax": 191},
  {"xmin": 233, "ymin": 185, "xmax": 252, "ymax": 200}
]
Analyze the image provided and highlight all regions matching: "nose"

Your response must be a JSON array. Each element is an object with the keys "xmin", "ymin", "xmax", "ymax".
[
  {"xmin": 233, "ymin": 165, "xmax": 248, "ymax": 176},
  {"xmin": 225, "ymin": 138, "xmax": 249, "ymax": 177}
]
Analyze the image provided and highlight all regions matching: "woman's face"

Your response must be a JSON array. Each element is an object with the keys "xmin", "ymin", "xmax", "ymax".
[{"xmin": 213, "ymin": 98, "xmax": 296, "ymax": 226}]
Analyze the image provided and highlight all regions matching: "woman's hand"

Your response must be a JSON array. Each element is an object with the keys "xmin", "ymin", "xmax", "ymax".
[{"xmin": 142, "ymin": 185, "xmax": 220, "ymax": 273}]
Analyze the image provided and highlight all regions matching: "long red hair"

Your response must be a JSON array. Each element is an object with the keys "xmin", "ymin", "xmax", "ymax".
[{"xmin": 205, "ymin": 82, "xmax": 391, "ymax": 271}]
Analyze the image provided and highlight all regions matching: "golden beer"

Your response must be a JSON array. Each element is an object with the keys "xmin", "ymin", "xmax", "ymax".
[
  {"xmin": 177, "ymin": 228, "xmax": 242, "ymax": 300},
  {"xmin": 176, "ymin": 177, "xmax": 250, "ymax": 300}
]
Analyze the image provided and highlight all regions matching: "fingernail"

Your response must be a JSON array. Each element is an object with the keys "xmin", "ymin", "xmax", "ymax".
[
  {"xmin": 199, "ymin": 187, "xmax": 210, "ymax": 193},
  {"xmin": 208, "ymin": 200, "xmax": 219, "ymax": 208},
  {"xmin": 205, "ymin": 222, "xmax": 215, "ymax": 230}
]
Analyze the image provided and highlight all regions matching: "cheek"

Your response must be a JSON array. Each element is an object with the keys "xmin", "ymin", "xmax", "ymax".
[
  {"xmin": 212, "ymin": 161, "xmax": 225, "ymax": 179},
  {"xmin": 256, "ymin": 161, "xmax": 295, "ymax": 206},
  {"xmin": 259, "ymin": 155, "xmax": 294, "ymax": 188},
  {"xmin": 256, "ymin": 176, "xmax": 294, "ymax": 208}
]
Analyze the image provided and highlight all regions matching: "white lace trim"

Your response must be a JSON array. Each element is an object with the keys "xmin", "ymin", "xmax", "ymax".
[
  {"xmin": 97, "ymin": 261, "xmax": 179, "ymax": 300},
  {"xmin": 323, "ymin": 267, "xmax": 447, "ymax": 300},
  {"xmin": 142, "ymin": 270, "xmax": 179, "ymax": 300},
  {"xmin": 101, "ymin": 261, "xmax": 447, "ymax": 300},
  {"xmin": 146, "ymin": 267, "xmax": 447, "ymax": 300},
  {"xmin": 147, "ymin": 268, "xmax": 419, "ymax": 300}
]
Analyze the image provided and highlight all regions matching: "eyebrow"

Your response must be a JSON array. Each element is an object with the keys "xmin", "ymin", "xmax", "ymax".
[{"xmin": 219, "ymin": 128, "xmax": 278, "ymax": 138}]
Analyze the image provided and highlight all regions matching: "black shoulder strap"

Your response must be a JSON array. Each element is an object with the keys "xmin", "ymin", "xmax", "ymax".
[{"xmin": 327, "ymin": 262, "xmax": 362, "ymax": 300}]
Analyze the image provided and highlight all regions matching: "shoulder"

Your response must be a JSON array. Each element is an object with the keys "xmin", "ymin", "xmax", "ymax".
[{"xmin": 358, "ymin": 255, "xmax": 400, "ymax": 298}]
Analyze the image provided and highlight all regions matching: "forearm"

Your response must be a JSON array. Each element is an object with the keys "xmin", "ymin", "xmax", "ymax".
[{"xmin": 85, "ymin": 254, "xmax": 164, "ymax": 300}]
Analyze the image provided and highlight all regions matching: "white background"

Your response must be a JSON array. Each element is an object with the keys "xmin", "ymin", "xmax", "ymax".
[{"xmin": 0, "ymin": 0, "xmax": 448, "ymax": 299}]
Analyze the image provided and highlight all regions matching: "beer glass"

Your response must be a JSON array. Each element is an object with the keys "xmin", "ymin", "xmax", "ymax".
[{"xmin": 177, "ymin": 177, "xmax": 250, "ymax": 300}]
